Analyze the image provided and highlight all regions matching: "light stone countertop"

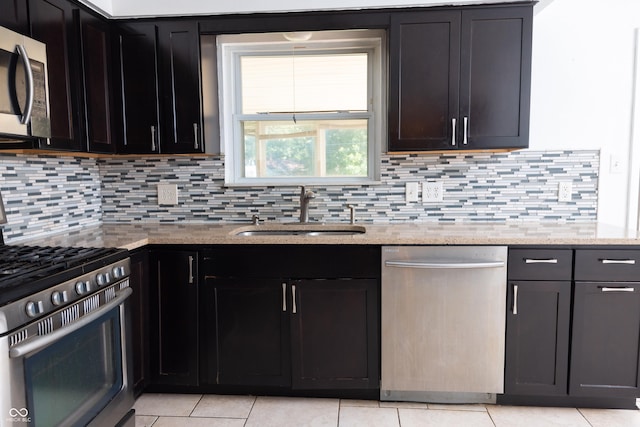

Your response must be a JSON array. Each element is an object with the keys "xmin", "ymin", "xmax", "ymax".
[{"xmin": 13, "ymin": 221, "xmax": 640, "ymax": 250}]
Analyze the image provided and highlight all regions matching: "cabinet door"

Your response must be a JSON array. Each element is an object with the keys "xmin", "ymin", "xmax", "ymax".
[
  {"xmin": 157, "ymin": 21, "xmax": 203, "ymax": 153},
  {"xmin": 459, "ymin": 6, "xmax": 532, "ymax": 149},
  {"xmin": 570, "ymin": 281, "xmax": 640, "ymax": 397},
  {"xmin": 115, "ymin": 22, "xmax": 160, "ymax": 154},
  {"xmin": 79, "ymin": 10, "xmax": 116, "ymax": 153},
  {"xmin": 388, "ymin": 11, "xmax": 460, "ymax": 152},
  {"xmin": 204, "ymin": 277, "xmax": 290, "ymax": 387},
  {"xmin": 29, "ymin": 0, "xmax": 85, "ymax": 151},
  {"xmin": 0, "ymin": 0, "xmax": 29, "ymax": 34},
  {"xmin": 149, "ymin": 250, "xmax": 199, "ymax": 386},
  {"xmin": 290, "ymin": 279, "xmax": 379, "ymax": 390},
  {"xmin": 129, "ymin": 249, "xmax": 150, "ymax": 396},
  {"xmin": 504, "ymin": 281, "xmax": 571, "ymax": 396}
]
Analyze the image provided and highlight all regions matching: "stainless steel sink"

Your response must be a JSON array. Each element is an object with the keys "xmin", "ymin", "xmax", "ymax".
[{"xmin": 232, "ymin": 224, "xmax": 366, "ymax": 236}]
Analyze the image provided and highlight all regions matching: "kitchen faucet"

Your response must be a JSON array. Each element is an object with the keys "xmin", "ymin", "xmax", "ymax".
[{"xmin": 299, "ymin": 186, "xmax": 316, "ymax": 223}]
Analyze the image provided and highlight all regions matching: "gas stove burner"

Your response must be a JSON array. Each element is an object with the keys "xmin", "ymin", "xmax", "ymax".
[{"xmin": 0, "ymin": 244, "xmax": 129, "ymax": 307}]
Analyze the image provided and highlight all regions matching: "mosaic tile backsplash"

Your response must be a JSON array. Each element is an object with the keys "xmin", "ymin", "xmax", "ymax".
[
  {"xmin": 0, "ymin": 150, "xmax": 599, "ymax": 242},
  {"xmin": 0, "ymin": 154, "xmax": 102, "ymax": 242}
]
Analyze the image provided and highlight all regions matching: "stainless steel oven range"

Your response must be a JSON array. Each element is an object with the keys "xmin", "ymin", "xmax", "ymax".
[{"xmin": 0, "ymin": 245, "xmax": 134, "ymax": 427}]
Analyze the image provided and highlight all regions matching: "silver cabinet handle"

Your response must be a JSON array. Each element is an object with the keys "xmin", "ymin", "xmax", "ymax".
[
  {"xmin": 193, "ymin": 123, "xmax": 199, "ymax": 149},
  {"xmin": 601, "ymin": 287, "xmax": 635, "ymax": 292},
  {"xmin": 292, "ymin": 284, "xmax": 297, "ymax": 314},
  {"xmin": 282, "ymin": 283, "xmax": 287, "ymax": 312},
  {"xmin": 151, "ymin": 125, "xmax": 157, "ymax": 151},
  {"xmin": 513, "ymin": 284, "xmax": 518, "ymax": 315},
  {"xmin": 385, "ymin": 260, "xmax": 505, "ymax": 269},
  {"xmin": 188, "ymin": 256, "xmax": 194, "ymax": 284},
  {"xmin": 601, "ymin": 259, "xmax": 636, "ymax": 265},
  {"xmin": 451, "ymin": 118, "xmax": 457, "ymax": 146},
  {"xmin": 16, "ymin": 44, "xmax": 34, "ymax": 125},
  {"xmin": 463, "ymin": 116, "xmax": 468, "ymax": 145},
  {"xmin": 525, "ymin": 258, "xmax": 558, "ymax": 264}
]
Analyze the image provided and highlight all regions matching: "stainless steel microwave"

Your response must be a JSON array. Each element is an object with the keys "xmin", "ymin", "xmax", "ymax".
[{"xmin": 0, "ymin": 25, "xmax": 51, "ymax": 141}]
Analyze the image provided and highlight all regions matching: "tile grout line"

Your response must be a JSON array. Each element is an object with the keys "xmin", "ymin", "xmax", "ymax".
[
  {"xmin": 576, "ymin": 408, "xmax": 596, "ymax": 427},
  {"xmin": 243, "ymin": 395, "xmax": 258, "ymax": 427},
  {"xmin": 188, "ymin": 394, "xmax": 205, "ymax": 417}
]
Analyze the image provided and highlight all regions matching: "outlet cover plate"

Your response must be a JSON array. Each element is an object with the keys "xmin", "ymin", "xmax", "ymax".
[
  {"xmin": 158, "ymin": 184, "xmax": 178, "ymax": 205},
  {"xmin": 558, "ymin": 182, "xmax": 572, "ymax": 202},
  {"xmin": 423, "ymin": 181, "xmax": 443, "ymax": 203}
]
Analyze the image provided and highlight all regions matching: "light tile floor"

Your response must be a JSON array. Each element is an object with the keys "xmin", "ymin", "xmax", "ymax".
[{"xmin": 134, "ymin": 394, "xmax": 640, "ymax": 427}]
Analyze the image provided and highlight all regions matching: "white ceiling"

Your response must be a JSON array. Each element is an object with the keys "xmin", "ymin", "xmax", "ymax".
[{"xmin": 78, "ymin": 0, "xmax": 552, "ymax": 19}]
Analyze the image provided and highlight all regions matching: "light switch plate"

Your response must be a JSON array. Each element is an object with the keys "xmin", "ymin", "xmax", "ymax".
[
  {"xmin": 158, "ymin": 184, "xmax": 178, "ymax": 205},
  {"xmin": 406, "ymin": 182, "xmax": 419, "ymax": 202}
]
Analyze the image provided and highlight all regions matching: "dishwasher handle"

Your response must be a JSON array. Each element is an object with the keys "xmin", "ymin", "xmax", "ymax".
[{"xmin": 384, "ymin": 260, "xmax": 505, "ymax": 269}]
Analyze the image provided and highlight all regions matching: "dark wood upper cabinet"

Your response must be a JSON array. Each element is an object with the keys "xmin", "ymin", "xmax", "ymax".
[
  {"xmin": 29, "ymin": 0, "xmax": 85, "ymax": 151},
  {"xmin": 156, "ymin": 21, "xmax": 203, "ymax": 154},
  {"xmin": 389, "ymin": 4, "xmax": 532, "ymax": 152},
  {"xmin": 114, "ymin": 22, "xmax": 160, "ymax": 154},
  {"xmin": 79, "ymin": 10, "xmax": 116, "ymax": 153},
  {"xmin": 0, "ymin": 0, "xmax": 30, "ymax": 34}
]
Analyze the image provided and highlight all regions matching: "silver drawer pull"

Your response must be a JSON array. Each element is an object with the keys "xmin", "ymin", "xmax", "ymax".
[
  {"xmin": 188, "ymin": 256, "xmax": 194, "ymax": 284},
  {"xmin": 451, "ymin": 118, "xmax": 457, "ymax": 146},
  {"xmin": 282, "ymin": 283, "xmax": 287, "ymax": 312},
  {"xmin": 292, "ymin": 284, "xmax": 297, "ymax": 314},
  {"xmin": 525, "ymin": 259, "xmax": 558, "ymax": 264},
  {"xmin": 513, "ymin": 284, "xmax": 518, "ymax": 315},
  {"xmin": 601, "ymin": 287, "xmax": 635, "ymax": 292},
  {"xmin": 601, "ymin": 259, "xmax": 636, "ymax": 265}
]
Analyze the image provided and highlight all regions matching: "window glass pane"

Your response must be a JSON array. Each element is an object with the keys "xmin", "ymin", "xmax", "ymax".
[
  {"xmin": 242, "ymin": 119, "xmax": 368, "ymax": 178},
  {"xmin": 240, "ymin": 53, "xmax": 368, "ymax": 114}
]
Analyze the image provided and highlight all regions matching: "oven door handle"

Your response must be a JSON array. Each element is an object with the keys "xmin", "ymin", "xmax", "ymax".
[{"xmin": 9, "ymin": 287, "xmax": 132, "ymax": 358}]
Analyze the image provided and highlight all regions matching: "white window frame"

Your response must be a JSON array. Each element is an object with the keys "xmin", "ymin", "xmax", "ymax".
[{"xmin": 217, "ymin": 30, "xmax": 386, "ymax": 186}]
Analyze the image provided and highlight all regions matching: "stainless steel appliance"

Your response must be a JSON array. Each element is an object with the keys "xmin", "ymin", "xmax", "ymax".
[
  {"xmin": 381, "ymin": 245, "xmax": 508, "ymax": 404},
  {"xmin": 0, "ymin": 245, "xmax": 134, "ymax": 427},
  {"xmin": 0, "ymin": 25, "xmax": 50, "ymax": 141}
]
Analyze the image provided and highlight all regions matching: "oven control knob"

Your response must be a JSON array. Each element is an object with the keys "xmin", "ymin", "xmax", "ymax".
[
  {"xmin": 113, "ymin": 266, "xmax": 126, "ymax": 279},
  {"xmin": 51, "ymin": 290, "xmax": 68, "ymax": 306},
  {"xmin": 75, "ymin": 281, "xmax": 90, "ymax": 295},
  {"xmin": 25, "ymin": 300, "xmax": 44, "ymax": 318},
  {"xmin": 96, "ymin": 273, "xmax": 110, "ymax": 286}
]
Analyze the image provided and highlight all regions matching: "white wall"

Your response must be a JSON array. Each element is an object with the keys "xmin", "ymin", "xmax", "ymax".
[{"xmin": 529, "ymin": 0, "xmax": 640, "ymax": 227}]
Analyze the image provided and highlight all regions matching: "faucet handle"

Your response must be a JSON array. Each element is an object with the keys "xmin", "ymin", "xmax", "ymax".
[
  {"xmin": 251, "ymin": 214, "xmax": 260, "ymax": 225},
  {"xmin": 346, "ymin": 204, "xmax": 356, "ymax": 224}
]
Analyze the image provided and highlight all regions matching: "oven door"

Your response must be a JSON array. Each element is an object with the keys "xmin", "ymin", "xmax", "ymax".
[{"xmin": 5, "ymin": 286, "xmax": 134, "ymax": 427}]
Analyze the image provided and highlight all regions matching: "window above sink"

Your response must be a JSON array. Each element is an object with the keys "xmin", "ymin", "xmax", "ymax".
[{"xmin": 214, "ymin": 30, "xmax": 386, "ymax": 187}]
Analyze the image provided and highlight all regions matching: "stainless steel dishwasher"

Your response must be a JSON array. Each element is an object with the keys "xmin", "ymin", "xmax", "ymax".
[{"xmin": 381, "ymin": 245, "xmax": 508, "ymax": 404}]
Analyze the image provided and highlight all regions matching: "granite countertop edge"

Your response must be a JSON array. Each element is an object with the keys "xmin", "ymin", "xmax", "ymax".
[{"xmin": 11, "ymin": 221, "xmax": 640, "ymax": 250}]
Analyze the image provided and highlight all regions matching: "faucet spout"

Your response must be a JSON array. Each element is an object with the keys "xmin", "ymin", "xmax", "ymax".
[{"xmin": 299, "ymin": 186, "xmax": 316, "ymax": 223}]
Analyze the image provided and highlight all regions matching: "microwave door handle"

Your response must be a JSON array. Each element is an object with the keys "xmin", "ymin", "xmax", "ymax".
[
  {"xmin": 16, "ymin": 44, "xmax": 35, "ymax": 126},
  {"xmin": 9, "ymin": 287, "xmax": 132, "ymax": 358}
]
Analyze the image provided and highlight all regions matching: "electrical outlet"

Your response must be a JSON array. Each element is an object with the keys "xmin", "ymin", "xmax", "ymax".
[
  {"xmin": 558, "ymin": 182, "xmax": 572, "ymax": 202},
  {"xmin": 158, "ymin": 184, "xmax": 178, "ymax": 205},
  {"xmin": 405, "ymin": 182, "xmax": 419, "ymax": 202},
  {"xmin": 423, "ymin": 181, "xmax": 443, "ymax": 203}
]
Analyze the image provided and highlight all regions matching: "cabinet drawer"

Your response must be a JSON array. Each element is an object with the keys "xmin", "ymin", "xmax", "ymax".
[
  {"xmin": 575, "ymin": 249, "xmax": 640, "ymax": 282},
  {"xmin": 508, "ymin": 249, "xmax": 573, "ymax": 280}
]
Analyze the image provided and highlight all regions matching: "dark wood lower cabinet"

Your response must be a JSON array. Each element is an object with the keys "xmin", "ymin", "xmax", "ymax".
[
  {"xmin": 207, "ymin": 278, "xmax": 290, "ymax": 388},
  {"xmin": 291, "ymin": 279, "xmax": 378, "ymax": 390},
  {"xmin": 201, "ymin": 276, "xmax": 379, "ymax": 395},
  {"xmin": 129, "ymin": 249, "xmax": 149, "ymax": 396},
  {"xmin": 570, "ymin": 281, "xmax": 640, "ymax": 398},
  {"xmin": 149, "ymin": 249, "xmax": 199, "ymax": 387},
  {"xmin": 504, "ymin": 281, "xmax": 571, "ymax": 396}
]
